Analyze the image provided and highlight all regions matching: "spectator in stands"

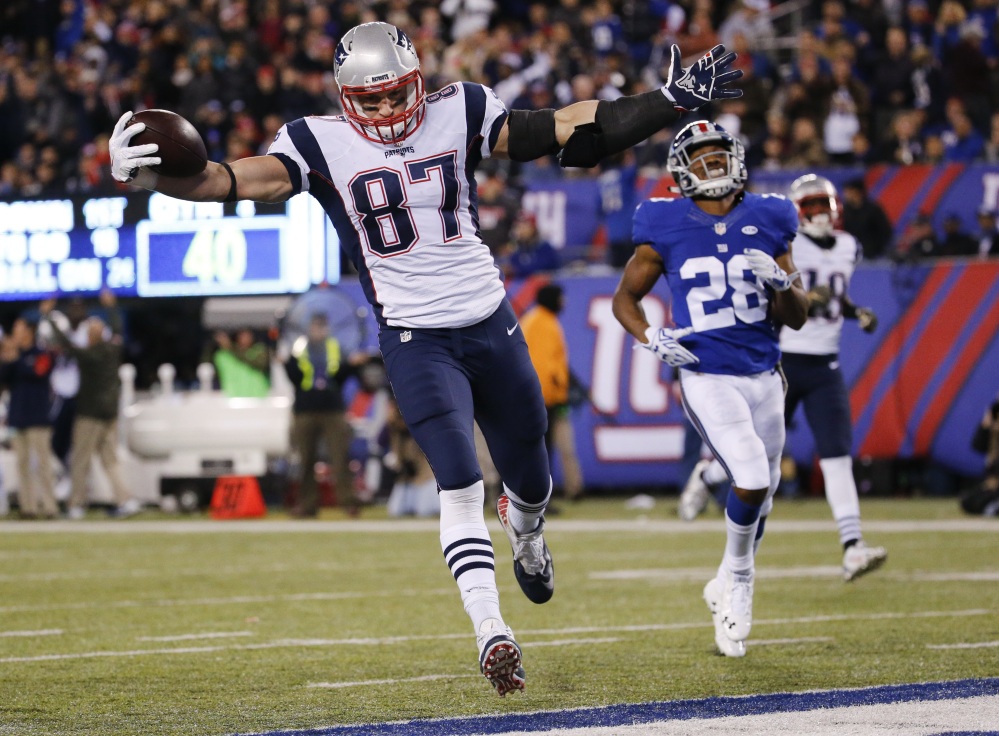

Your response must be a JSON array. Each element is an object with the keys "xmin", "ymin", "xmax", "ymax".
[
  {"xmin": 718, "ymin": 0, "xmax": 775, "ymax": 53},
  {"xmin": 597, "ymin": 150, "xmax": 640, "ymax": 268},
  {"xmin": 475, "ymin": 163, "xmax": 521, "ymax": 256},
  {"xmin": 941, "ymin": 109, "xmax": 986, "ymax": 162},
  {"xmin": 976, "ymin": 208, "xmax": 999, "ymax": 259},
  {"xmin": 942, "ymin": 21, "xmax": 992, "ymax": 132},
  {"xmin": 785, "ymin": 117, "xmax": 828, "ymax": 169},
  {"xmin": 212, "ymin": 329, "xmax": 271, "ymax": 398},
  {"xmin": 822, "ymin": 57, "xmax": 869, "ymax": 165},
  {"xmin": 841, "ymin": 179, "xmax": 894, "ymax": 259},
  {"xmin": 40, "ymin": 292, "xmax": 140, "ymax": 520},
  {"xmin": 284, "ymin": 314, "xmax": 359, "ymax": 518},
  {"xmin": 0, "ymin": 317, "xmax": 57, "ymax": 520},
  {"xmin": 934, "ymin": 213, "xmax": 979, "ymax": 258},
  {"xmin": 905, "ymin": 0, "xmax": 935, "ymax": 50},
  {"xmin": 922, "ymin": 133, "xmax": 947, "ymax": 164},
  {"xmin": 910, "ymin": 44, "xmax": 945, "ymax": 128},
  {"xmin": 676, "ymin": 0, "xmax": 719, "ymax": 59},
  {"xmin": 961, "ymin": 393, "xmax": 999, "ymax": 516},
  {"xmin": 881, "ymin": 109, "xmax": 925, "ymax": 165},
  {"xmin": 501, "ymin": 212, "xmax": 560, "ymax": 280},
  {"xmin": 385, "ymin": 398, "xmax": 440, "ymax": 518},
  {"xmin": 42, "ymin": 297, "xmax": 89, "ymax": 475},
  {"xmin": 521, "ymin": 284, "xmax": 583, "ymax": 502},
  {"xmin": 895, "ymin": 212, "xmax": 938, "ymax": 260},
  {"xmin": 985, "ymin": 112, "xmax": 999, "ymax": 163},
  {"xmin": 871, "ymin": 28, "xmax": 915, "ymax": 137}
]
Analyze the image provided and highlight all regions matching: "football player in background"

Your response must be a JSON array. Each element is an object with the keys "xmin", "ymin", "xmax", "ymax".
[
  {"xmin": 680, "ymin": 175, "xmax": 887, "ymax": 582},
  {"xmin": 780, "ymin": 175, "xmax": 887, "ymax": 579},
  {"xmin": 612, "ymin": 121, "xmax": 809, "ymax": 658},
  {"xmin": 108, "ymin": 21, "xmax": 743, "ymax": 693}
]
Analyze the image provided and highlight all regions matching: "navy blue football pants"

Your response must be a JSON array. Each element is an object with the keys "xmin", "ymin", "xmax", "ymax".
[
  {"xmin": 782, "ymin": 352, "xmax": 853, "ymax": 458},
  {"xmin": 378, "ymin": 299, "xmax": 550, "ymax": 500}
]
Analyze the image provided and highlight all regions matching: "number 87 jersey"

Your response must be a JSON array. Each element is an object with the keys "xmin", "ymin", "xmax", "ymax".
[
  {"xmin": 267, "ymin": 82, "xmax": 508, "ymax": 330},
  {"xmin": 632, "ymin": 192, "xmax": 799, "ymax": 375}
]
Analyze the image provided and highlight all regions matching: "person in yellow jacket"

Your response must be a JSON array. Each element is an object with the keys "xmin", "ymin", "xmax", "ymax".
[
  {"xmin": 283, "ymin": 314, "xmax": 360, "ymax": 517},
  {"xmin": 520, "ymin": 284, "xmax": 583, "ymax": 501}
]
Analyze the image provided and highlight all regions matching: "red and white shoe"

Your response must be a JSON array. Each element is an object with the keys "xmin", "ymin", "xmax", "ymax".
[
  {"xmin": 477, "ymin": 619, "xmax": 525, "ymax": 696},
  {"xmin": 496, "ymin": 493, "xmax": 554, "ymax": 604}
]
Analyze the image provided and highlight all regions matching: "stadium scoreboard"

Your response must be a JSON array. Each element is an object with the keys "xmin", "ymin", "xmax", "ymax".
[{"xmin": 0, "ymin": 191, "xmax": 340, "ymax": 300}]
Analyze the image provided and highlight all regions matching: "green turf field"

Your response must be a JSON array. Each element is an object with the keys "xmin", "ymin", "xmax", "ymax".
[{"xmin": 0, "ymin": 497, "xmax": 996, "ymax": 736}]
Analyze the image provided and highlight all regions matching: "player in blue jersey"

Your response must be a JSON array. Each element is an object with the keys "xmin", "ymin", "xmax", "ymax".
[
  {"xmin": 612, "ymin": 121, "xmax": 809, "ymax": 658},
  {"xmin": 108, "ymin": 22, "xmax": 743, "ymax": 692}
]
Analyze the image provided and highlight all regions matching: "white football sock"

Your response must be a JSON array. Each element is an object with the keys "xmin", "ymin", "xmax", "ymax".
[
  {"xmin": 440, "ymin": 481, "xmax": 501, "ymax": 633},
  {"xmin": 820, "ymin": 456, "xmax": 863, "ymax": 546},
  {"xmin": 722, "ymin": 514, "xmax": 758, "ymax": 576}
]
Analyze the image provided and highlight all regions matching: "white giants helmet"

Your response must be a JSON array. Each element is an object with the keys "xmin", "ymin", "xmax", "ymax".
[
  {"xmin": 667, "ymin": 120, "xmax": 747, "ymax": 199},
  {"xmin": 789, "ymin": 174, "xmax": 840, "ymax": 238},
  {"xmin": 334, "ymin": 22, "xmax": 426, "ymax": 145}
]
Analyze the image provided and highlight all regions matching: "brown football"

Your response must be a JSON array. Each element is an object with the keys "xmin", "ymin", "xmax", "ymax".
[{"xmin": 126, "ymin": 109, "xmax": 208, "ymax": 178}]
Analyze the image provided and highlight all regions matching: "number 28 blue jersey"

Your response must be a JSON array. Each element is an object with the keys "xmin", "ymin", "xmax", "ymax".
[{"xmin": 633, "ymin": 193, "xmax": 799, "ymax": 376}]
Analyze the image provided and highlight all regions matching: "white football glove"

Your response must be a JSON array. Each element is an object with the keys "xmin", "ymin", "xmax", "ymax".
[
  {"xmin": 744, "ymin": 248, "xmax": 799, "ymax": 292},
  {"xmin": 638, "ymin": 326, "xmax": 699, "ymax": 367},
  {"xmin": 109, "ymin": 111, "xmax": 161, "ymax": 183}
]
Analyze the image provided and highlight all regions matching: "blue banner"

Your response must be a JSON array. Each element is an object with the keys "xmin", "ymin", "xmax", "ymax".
[{"xmin": 341, "ymin": 260, "xmax": 999, "ymax": 488}]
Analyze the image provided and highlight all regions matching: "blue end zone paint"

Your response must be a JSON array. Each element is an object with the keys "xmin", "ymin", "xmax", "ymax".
[{"xmin": 236, "ymin": 677, "xmax": 999, "ymax": 736}]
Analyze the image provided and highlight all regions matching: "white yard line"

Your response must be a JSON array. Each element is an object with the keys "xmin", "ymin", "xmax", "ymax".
[
  {"xmin": 926, "ymin": 640, "xmax": 999, "ymax": 650},
  {"xmin": 0, "ymin": 610, "xmax": 992, "ymax": 665},
  {"xmin": 136, "ymin": 631, "xmax": 254, "ymax": 642},
  {"xmin": 527, "ymin": 638, "xmax": 621, "ymax": 648},
  {"xmin": 750, "ymin": 637, "xmax": 833, "ymax": 646},
  {"xmin": 0, "ymin": 629, "xmax": 62, "ymax": 638}
]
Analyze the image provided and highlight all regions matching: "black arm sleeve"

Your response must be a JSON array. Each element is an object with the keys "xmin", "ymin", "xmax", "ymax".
[
  {"xmin": 506, "ymin": 109, "xmax": 560, "ymax": 162},
  {"xmin": 559, "ymin": 90, "xmax": 679, "ymax": 168}
]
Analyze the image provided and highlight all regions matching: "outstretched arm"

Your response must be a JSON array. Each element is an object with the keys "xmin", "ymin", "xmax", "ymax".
[
  {"xmin": 612, "ymin": 245, "xmax": 666, "ymax": 341},
  {"xmin": 492, "ymin": 44, "xmax": 743, "ymax": 166},
  {"xmin": 110, "ymin": 112, "xmax": 294, "ymax": 203}
]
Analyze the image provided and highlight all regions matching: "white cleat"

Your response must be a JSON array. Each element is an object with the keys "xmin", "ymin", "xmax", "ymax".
[
  {"xmin": 703, "ymin": 577, "xmax": 745, "ymax": 658},
  {"xmin": 718, "ymin": 568, "xmax": 753, "ymax": 642},
  {"xmin": 843, "ymin": 542, "xmax": 887, "ymax": 582},
  {"xmin": 678, "ymin": 459, "xmax": 713, "ymax": 521},
  {"xmin": 476, "ymin": 618, "xmax": 525, "ymax": 696}
]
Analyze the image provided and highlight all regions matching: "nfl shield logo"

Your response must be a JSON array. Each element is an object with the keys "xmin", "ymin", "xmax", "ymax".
[
  {"xmin": 400, "ymin": 330, "xmax": 412, "ymax": 343},
  {"xmin": 714, "ymin": 223, "xmax": 727, "ymax": 236}
]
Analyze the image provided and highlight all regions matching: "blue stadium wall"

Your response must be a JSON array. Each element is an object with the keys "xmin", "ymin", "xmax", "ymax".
[
  {"xmin": 342, "ymin": 163, "xmax": 999, "ymax": 488},
  {"xmin": 341, "ymin": 260, "xmax": 998, "ymax": 488}
]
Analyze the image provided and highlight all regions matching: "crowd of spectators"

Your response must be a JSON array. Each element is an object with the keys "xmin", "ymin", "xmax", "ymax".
[{"xmin": 1, "ymin": 0, "xmax": 998, "ymax": 254}]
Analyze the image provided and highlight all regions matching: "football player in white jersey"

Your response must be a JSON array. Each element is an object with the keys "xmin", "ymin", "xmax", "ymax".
[
  {"xmin": 108, "ymin": 21, "xmax": 744, "ymax": 694},
  {"xmin": 782, "ymin": 174, "xmax": 887, "ymax": 580},
  {"xmin": 612, "ymin": 121, "xmax": 809, "ymax": 657}
]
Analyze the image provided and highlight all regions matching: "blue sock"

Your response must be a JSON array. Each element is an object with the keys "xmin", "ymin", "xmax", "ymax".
[{"xmin": 726, "ymin": 490, "xmax": 762, "ymax": 527}]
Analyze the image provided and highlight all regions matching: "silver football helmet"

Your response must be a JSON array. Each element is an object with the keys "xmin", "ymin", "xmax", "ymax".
[
  {"xmin": 334, "ymin": 22, "xmax": 426, "ymax": 145},
  {"xmin": 789, "ymin": 174, "xmax": 840, "ymax": 238},
  {"xmin": 667, "ymin": 120, "xmax": 747, "ymax": 199}
]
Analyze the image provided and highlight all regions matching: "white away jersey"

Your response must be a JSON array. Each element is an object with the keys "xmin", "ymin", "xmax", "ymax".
[
  {"xmin": 779, "ymin": 230, "xmax": 862, "ymax": 355},
  {"xmin": 268, "ymin": 82, "xmax": 508, "ymax": 329}
]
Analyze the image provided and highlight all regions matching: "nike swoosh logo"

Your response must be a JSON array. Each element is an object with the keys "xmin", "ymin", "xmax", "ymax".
[{"xmin": 507, "ymin": 324, "xmax": 519, "ymax": 336}]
